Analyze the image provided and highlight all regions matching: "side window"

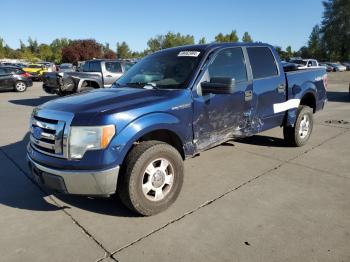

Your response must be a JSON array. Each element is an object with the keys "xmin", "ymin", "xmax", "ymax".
[
  {"xmin": 247, "ymin": 47, "xmax": 278, "ymax": 79},
  {"xmin": 207, "ymin": 48, "xmax": 247, "ymax": 83},
  {"xmin": 83, "ymin": 62, "xmax": 90, "ymax": 72},
  {"xmin": 123, "ymin": 63, "xmax": 134, "ymax": 72},
  {"xmin": 105, "ymin": 62, "xmax": 122, "ymax": 73},
  {"xmin": 0, "ymin": 68, "xmax": 6, "ymax": 75},
  {"xmin": 90, "ymin": 62, "xmax": 101, "ymax": 72},
  {"xmin": 311, "ymin": 61, "xmax": 317, "ymax": 66}
]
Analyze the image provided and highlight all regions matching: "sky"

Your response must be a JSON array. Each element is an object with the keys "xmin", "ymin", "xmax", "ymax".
[{"xmin": 1, "ymin": 0, "xmax": 324, "ymax": 52}]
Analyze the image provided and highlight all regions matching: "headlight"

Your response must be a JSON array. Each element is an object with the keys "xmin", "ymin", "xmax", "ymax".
[{"xmin": 69, "ymin": 125, "xmax": 115, "ymax": 159}]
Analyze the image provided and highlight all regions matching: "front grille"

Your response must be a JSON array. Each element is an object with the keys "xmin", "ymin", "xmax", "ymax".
[{"xmin": 30, "ymin": 115, "xmax": 66, "ymax": 157}]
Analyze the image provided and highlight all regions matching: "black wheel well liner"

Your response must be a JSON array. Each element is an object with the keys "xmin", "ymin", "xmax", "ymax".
[
  {"xmin": 136, "ymin": 129, "xmax": 185, "ymax": 159},
  {"xmin": 81, "ymin": 80, "xmax": 100, "ymax": 89},
  {"xmin": 300, "ymin": 92, "xmax": 316, "ymax": 113}
]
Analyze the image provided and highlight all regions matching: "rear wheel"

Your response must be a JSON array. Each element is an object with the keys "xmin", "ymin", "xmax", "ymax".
[
  {"xmin": 14, "ymin": 81, "xmax": 27, "ymax": 92},
  {"xmin": 283, "ymin": 105, "xmax": 313, "ymax": 147},
  {"xmin": 118, "ymin": 141, "xmax": 184, "ymax": 216}
]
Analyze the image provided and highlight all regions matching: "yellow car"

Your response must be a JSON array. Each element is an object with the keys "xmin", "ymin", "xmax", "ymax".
[{"xmin": 23, "ymin": 64, "xmax": 48, "ymax": 81}]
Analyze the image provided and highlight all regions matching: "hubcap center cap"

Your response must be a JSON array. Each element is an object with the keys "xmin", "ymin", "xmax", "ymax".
[{"xmin": 152, "ymin": 170, "xmax": 165, "ymax": 188}]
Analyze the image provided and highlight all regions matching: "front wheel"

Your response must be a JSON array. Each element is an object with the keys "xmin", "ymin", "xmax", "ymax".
[
  {"xmin": 118, "ymin": 141, "xmax": 184, "ymax": 216},
  {"xmin": 14, "ymin": 81, "xmax": 27, "ymax": 92},
  {"xmin": 283, "ymin": 105, "xmax": 313, "ymax": 147}
]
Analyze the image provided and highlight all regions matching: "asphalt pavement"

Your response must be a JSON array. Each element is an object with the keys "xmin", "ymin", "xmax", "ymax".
[{"xmin": 0, "ymin": 72, "xmax": 349, "ymax": 262}]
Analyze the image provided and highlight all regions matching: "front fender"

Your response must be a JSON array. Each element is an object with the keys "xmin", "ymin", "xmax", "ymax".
[{"xmin": 108, "ymin": 112, "xmax": 185, "ymax": 165}]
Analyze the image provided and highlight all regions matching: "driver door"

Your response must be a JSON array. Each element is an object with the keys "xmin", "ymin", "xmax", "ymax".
[{"xmin": 192, "ymin": 47, "xmax": 253, "ymax": 151}]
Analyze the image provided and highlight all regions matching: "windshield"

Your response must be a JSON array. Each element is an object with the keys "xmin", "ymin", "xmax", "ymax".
[{"xmin": 115, "ymin": 49, "xmax": 203, "ymax": 89}]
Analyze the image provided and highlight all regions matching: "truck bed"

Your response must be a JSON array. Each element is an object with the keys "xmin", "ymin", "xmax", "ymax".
[{"xmin": 285, "ymin": 67, "xmax": 327, "ymax": 111}]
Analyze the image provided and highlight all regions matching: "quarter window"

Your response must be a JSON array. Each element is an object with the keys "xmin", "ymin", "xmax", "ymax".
[
  {"xmin": 208, "ymin": 48, "xmax": 247, "ymax": 83},
  {"xmin": 247, "ymin": 47, "xmax": 278, "ymax": 79},
  {"xmin": 83, "ymin": 62, "xmax": 90, "ymax": 72},
  {"xmin": 90, "ymin": 62, "xmax": 101, "ymax": 72},
  {"xmin": 105, "ymin": 62, "xmax": 122, "ymax": 73}
]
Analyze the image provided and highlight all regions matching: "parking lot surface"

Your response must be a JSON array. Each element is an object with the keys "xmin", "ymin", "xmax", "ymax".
[{"xmin": 0, "ymin": 72, "xmax": 349, "ymax": 262}]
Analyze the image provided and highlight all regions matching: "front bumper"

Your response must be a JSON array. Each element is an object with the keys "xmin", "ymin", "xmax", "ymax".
[{"xmin": 27, "ymin": 154, "xmax": 120, "ymax": 196}]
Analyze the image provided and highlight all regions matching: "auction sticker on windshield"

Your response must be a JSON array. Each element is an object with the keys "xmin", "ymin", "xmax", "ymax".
[{"xmin": 178, "ymin": 51, "xmax": 200, "ymax": 57}]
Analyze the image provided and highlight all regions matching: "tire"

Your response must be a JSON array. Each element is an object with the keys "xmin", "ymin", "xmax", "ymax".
[
  {"xmin": 283, "ymin": 105, "xmax": 313, "ymax": 147},
  {"xmin": 118, "ymin": 141, "xmax": 184, "ymax": 216},
  {"xmin": 14, "ymin": 81, "xmax": 27, "ymax": 92}
]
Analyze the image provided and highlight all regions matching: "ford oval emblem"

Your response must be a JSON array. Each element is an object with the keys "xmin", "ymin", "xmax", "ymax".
[{"xmin": 33, "ymin": 127, "xmax": 43, "ymax": 140}]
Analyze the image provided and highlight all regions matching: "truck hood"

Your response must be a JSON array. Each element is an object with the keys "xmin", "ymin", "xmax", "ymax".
[{"xmin": 40, "ymin": 88, "xmax": 184, "ymax": 122}]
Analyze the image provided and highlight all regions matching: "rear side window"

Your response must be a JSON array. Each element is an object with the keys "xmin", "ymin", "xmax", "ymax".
[
  {"xmin": 208, "ymin": 47, "xmax": 247, "ymax": 83},
  {"xmin": 0, "ymin": 68, "xmax": 6, "ymax": 75},
  {"xmin": 105, "ymin": 62, "xmax": 122, "ymax": 73},
  {"xmin": 83, "ymin": 62, "xmax": 90, "ymax": 72},
  {"xmin": 124, "ymin": 63, "xmax": 134, "ymax": 72},
  {"xmin": 90, "ymin": 62, "xmax": 101, "ymax": 72},
  {"xmin": 6, "ymin": 68, "xmax": 23, "ymax": 74},
  {"xmin": 247, "ymin": 47, "xmax": 278, "ymax": 79}
]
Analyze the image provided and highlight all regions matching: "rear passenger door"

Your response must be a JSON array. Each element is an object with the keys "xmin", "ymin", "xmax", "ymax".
[
  {"xmin": 103, "ymin": 61, "xmax": 123, "ymax": 87},
  {"xmin": 247, "ymin": 47, "xmax": 286, "ymax": 130}
]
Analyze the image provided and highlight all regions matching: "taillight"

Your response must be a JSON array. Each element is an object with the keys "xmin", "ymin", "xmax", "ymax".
[
  {"xmin": 21, "ymin": 72, "xmax": 31, "ymax": 78},
  {"xmin": 323, "ymin": 74, "xmax": 328, "ymax": 90}
]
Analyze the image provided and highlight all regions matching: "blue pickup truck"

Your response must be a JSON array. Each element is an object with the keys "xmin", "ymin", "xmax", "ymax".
[{"xmin": 27, "ymin": 43, "xmax": 327, "ymax": 215}]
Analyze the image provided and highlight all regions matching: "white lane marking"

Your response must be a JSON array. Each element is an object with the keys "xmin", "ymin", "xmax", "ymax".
[{"xmin": 273, "ymin": 99, "xmax": 300, "ymax": 113}]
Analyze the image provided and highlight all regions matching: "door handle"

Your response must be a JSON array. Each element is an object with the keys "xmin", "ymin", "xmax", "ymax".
[
  {"xmin": 277, "ymin": 84, "xmax": 286, "ymax": 93},
  {"xmin": 245, "ymin": 90, "xmax": 253, "ymax": 101},
  {"xmin": 105, "ymin": 75, "xmax": 112, "ymax": 77}
]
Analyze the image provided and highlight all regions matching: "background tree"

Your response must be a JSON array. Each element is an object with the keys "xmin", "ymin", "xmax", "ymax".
[
  {"xmin": 286, "ymin": 46, "xmax": 293, "ymax": 59},
  {"xmin": 38, "ymin": 44, "xmax": 53, "ymax": 61},
  {"xmin": 307, "ymin": 25, "xmax": 322, "ymax": 59},
  {"xmin": 147, "ymin": 32, "xmax": 194, "ymax": 52},
  {"xmin": 215, "ymin": 30, "xmax": 239, "ymax": 42},
  {"xmin": 27, "ymin": 37, "xmax": 39, "ymax": 54},
  {"xmin": 242, "ymin": 32, "xmax": 253, "ymax": 42},
  {"xmin": 62, "ymin": 39, "xmax": 102, "ymax": 63},
  {"xmin": 50, "ymin": 38, "xmax": 71, "ymax": 63},
  {"xmin": 116, "ymin": 41, "xmax": 131, "ymax": 59},
  {"xmin": 198, "ymin": 37, "xmax": 206, "ymax": 44},
  {"xmin": 321, "ymin": 0, "xmax": 350, "ymax": 60}
]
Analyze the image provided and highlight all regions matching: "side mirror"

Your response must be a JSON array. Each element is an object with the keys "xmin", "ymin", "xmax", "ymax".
[{"xmin": 201, "ymin": 77, "xmax": 235, "ymax": 95}]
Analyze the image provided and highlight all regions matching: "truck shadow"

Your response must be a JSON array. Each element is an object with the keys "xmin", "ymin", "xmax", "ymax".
[
  {"xmin": 8, "ymin": 95, "xmax": 57, "ymax": 107},
  {"xmin": 327, "ymin": 91, "xmax": 350, "ymax": 103},
  {"xmin": 235, "ymin": 135, "xmax": 288, "ymax": 148},
  {"xmin": 0, "ymin": 132, "xmax": 137, "ymax": 217}
]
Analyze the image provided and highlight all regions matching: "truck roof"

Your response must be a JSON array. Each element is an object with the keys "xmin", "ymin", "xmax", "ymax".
[{"xmin": 155, "ymin": 42, "xmax": 273, "ymax": 54}]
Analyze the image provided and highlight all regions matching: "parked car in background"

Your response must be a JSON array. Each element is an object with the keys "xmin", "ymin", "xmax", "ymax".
[
  {"xmin": 58, "ymin": 63, "xmax": 76, "ymax": 72},
  {"xmin": 23, "ymin": 64, "xmax": 48, "ymax": 81},
  {"xmin": 1, "ymin": 62, "xmax": 27, "ymax": 68},
  {"xmin": 28, "ymin": 43, "xmax": 327, "ymax": 215},
  {"xmin": 43, "ymin": 59, "xmax": 135, "ymax": 96},
  {"xmin": 341, "ymin": 62, "xmax": 350, "ymax": 70},
  {"xmin": 319, "ymin": 63, "xmax": 333, "ymax": 72},
  {"xmin": 325, "ymin": 62, "xmax": 347, "ymax": 72},
  {"xmin": 289, "ymin": 59, "xmax": 320, "ymax": 69},
  {"xmin": 0, "ymin": 66, "xmax": 32, "ymax": 92},
  {"xmin": 37, "ymin": 62, "xmax": 56, "ymax": 72}
]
